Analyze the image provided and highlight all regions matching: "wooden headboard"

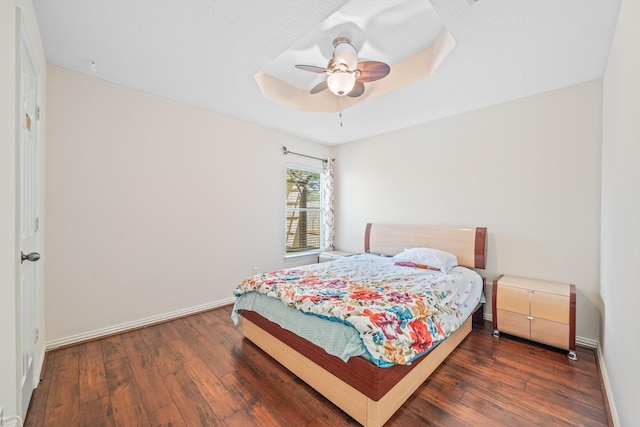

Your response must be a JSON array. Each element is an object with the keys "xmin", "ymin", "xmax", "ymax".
[{"xmin": 364, "ymin": 223, "xmax": 487, "ymax": 269}]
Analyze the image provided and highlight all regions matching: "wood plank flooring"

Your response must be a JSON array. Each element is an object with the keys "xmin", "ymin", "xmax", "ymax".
[{"xmin": 24, "ymin": 305, "xmax": 610, "ymax": 426}]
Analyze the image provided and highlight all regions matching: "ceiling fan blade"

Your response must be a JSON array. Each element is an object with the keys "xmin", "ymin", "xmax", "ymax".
[
  {"xmin": 295, "ymin": 64, "xmax": 328, "ymax": 73},
  {"xmin": 356, "ymin": 61, "xmax": 391, "ymax": 82},
  {"xmin": 310, "ymin": 80, "xmax": 329, "ymax": 94},
  {"xmin": 347, "ymin": 81, "xmax": 365, "ymax": 97}
]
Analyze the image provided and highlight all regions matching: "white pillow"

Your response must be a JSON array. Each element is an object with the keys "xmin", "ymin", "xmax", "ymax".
[{"xmin": 391, "ymin": 248, "xmax": 459, "ymax": 273}]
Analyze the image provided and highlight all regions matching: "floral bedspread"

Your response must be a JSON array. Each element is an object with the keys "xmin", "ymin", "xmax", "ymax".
[{"xmin": 233, "ymin": 254, "xmax": 482, "ymax": 367}]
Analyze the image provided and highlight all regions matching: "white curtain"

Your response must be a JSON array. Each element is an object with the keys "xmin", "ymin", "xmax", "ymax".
[{"xmin": 322, "ymin": 158, "xmax": 335, "ymax": 250}]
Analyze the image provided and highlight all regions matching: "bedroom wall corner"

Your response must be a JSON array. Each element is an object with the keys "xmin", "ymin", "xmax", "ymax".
[
  {"xmin": 333, "ymin": 80, "xmax": 603, "ymax": 346},
  {"xmin": 44, "ymin": 65, "xmax": 329, "ymax": 344}
]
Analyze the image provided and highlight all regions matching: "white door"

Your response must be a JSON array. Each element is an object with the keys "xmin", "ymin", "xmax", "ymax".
[{"xmin": 18, "ymin": 30, "xmax": 41, "ymax": 419}]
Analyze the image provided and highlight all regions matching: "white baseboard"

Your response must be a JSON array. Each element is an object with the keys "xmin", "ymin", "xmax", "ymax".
[
  {"xmin": 576, "ymin": 336, "xmax": 598, "ymax": 348},
  {"xmin": 2, "ymin": 415, "xmax": 22, "ymax": 427},
  {"xmin": 45, "ymin": 297, "xmax": 236, "ymax": 350},
  {"xmin": 596, "ymin": 343, "xmax": 620, "ymax": 426}
]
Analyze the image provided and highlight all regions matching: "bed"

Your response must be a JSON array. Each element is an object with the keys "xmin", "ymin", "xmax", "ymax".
[{"xmin": 232, "ymin": 223, "xmax": 487, "ymax": 427}]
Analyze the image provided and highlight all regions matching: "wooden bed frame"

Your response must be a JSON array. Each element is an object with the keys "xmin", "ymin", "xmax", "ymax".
[{"xmin": 238, "ymin": 223, "xmax": 487, "ymax": 427}]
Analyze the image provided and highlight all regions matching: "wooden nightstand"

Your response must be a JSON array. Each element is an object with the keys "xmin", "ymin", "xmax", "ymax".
[
  {"xmin": 318, "ymin": 250, "xmax": 357, "ymax": 263},
  {"xmin": 492, "ymin": 274, "xmax": 577, "ymax": 360}
]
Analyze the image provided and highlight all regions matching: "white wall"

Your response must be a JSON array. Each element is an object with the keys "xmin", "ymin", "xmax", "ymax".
[
  {"xmin": 601, "ymin": 0, "xmax": 640, "ymax": 424},
  {"xmin": 334, "ymin": 80, "xmax": 603, "ymax": 343},
  {"xmin": 45, "ymin": 65, "xmax": 329, "ymax": 344}
]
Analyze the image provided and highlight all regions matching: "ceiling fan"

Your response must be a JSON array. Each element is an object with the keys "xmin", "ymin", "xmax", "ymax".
[{"xmin": 295, "ymin": 37, "xmax": 391, "ymax": 97}]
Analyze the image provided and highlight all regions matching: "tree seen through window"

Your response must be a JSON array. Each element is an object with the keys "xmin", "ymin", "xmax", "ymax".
[{"xmin": 286, "ymin": 167, "xmax": 321, "ymax": 253}]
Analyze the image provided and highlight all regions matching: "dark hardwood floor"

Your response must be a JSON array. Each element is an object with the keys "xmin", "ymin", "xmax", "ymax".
[{"xmin": 24, "ymin": 305, "xmax": 610, "ymax": 426}]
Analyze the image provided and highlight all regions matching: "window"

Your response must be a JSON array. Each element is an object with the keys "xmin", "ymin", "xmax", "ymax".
[{"xmin": 286, "ymin": 166, "xmax": 322, "ymax": 254}]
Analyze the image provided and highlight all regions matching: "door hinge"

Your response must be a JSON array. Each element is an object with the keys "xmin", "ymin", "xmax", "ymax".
[
  {"xmin": 36, "ymin": 106, "xmax": 41, "ymax": 121},
  {"xmin": 34, "ymin": 328, "xmax": 39, "ymax": 343},
  {"xmin": 35, "ymin": 217, "xmax": 39, "ymax": 232}
]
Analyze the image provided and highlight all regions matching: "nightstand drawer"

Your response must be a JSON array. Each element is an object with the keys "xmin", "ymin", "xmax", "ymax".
[
  {"xmin": 531, "ymin": 318, "xmax": 570, "ymax": 350},
  {"xmin": 496, "ymin": 309, "xmax": 530, "ymax": 337},
  {"xmin": 496, "ymin": 285, "xmax": 530, "ymax": 315},
  {"xmin": 531, "ymin": 292, "xmax": 569, "ymax": 324}
]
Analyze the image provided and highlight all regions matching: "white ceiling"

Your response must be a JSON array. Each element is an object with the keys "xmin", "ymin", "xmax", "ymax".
[{"xmin": 33, "ymin": 0, "xmax": 621, "ymax": 146}]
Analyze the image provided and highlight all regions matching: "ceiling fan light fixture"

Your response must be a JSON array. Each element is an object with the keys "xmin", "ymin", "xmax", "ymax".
[
  {"xmin": 294, "ymin": 36, "xmax": 390, "ymax": 98},
  {"xmin": 327, "ymin": 72, "xmax": 356, "ymax": 96}
]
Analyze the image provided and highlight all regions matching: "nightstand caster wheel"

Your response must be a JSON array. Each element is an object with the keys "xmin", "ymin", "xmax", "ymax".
[
  {"xmin": 568, "ymin": 350, "xmax": 577, "ymax": 361},
  {"xmin": 492, "ymin": 330, "xmax": 500, "ymax": 338}
]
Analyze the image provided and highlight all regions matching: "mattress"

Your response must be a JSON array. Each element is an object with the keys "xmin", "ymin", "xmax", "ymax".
[{"xmin": 232, "ymin": 253, "xmax": 483, "ymax": 366}]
